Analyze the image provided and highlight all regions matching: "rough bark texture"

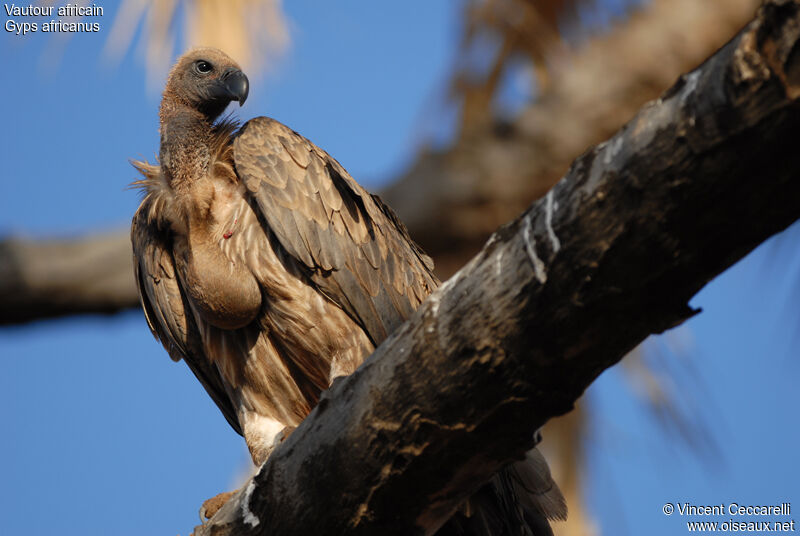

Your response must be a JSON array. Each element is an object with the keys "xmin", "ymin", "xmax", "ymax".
[
  {"xmin": 0, "ymin": 0, "xmax": 761, "ymax": 326},
  {"xmin": 192, "ymin": 2, "xmax": 800, "ymax": 534}
]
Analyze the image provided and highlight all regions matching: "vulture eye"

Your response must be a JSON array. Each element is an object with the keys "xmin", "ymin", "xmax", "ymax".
[{"xmin": 195, "ymin": 61, "xmax": 213, "ymax": 74}]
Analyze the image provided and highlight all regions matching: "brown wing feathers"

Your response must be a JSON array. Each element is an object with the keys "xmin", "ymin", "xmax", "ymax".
[
  {"xmin": 131, "ymin": 48, "xmax": 563, "ymax": 534},
  {"xmin": 233, "ymin": 117, "xmax": 438, "ymax": 346},
  {"xmin": 131, "ymin": 195, "xmax": 242, "ymax": 435}
]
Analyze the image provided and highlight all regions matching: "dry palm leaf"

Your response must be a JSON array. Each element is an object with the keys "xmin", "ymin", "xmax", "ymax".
[{"xmin": 102, "ymin": 0, "xmax": 289, "ymax": 86}]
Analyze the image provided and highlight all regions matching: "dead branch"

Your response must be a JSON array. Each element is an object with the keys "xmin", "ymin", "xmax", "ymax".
[
  {"xmin": 193, "ymin": 2, "xmax": 800, "ymax": 534},
  {"xmin": 0, "ymin": 231, "xmax": 137, "ymax": 325}
]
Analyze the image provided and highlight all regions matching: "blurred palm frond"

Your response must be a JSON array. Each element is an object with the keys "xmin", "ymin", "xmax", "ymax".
[
  {"xmin": 621, "ymin": 335, "xmax": 722, "ymax": 461},
  {"xmin": 453, "ymin": 0, "xmax": 644, "ymax": 133},
  {"xmin": 454, "ymin": 0, "xmax": 579, "ymax": 131},
  {"xmin": 104, "ymin": 0, "xmax": 289, "ymax": 88}
]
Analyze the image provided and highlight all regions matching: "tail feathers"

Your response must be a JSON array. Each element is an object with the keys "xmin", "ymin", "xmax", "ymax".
[
  {"xmin": 436, "ymin": 447, "xmax": 566, "ymax": 536},
  {"xmin": 509, "ymin": 448, "xmax": 568, "ymax": 523}
]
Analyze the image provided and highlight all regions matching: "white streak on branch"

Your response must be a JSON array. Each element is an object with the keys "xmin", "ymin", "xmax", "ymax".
[
  {"xmin": 545, "ymin": 191, "xmax": 561, "ymax": 253},
  {"xmin": 522, "ymin": 213, "xmax": 547, "ymax": 284},
  {"xmin": 495, "ymin": 249, "xmax": 504, "ymax": 277},
  {"xmin": 426, "ymin": 293, "xmax": 441, "ymax": 326},
  {"xmin": 241, "ymin": 479, "xmax": 261, "ymax": 528},
  {"xmin": 603, "ymin": 136, "xmax": 624, "ymax": 166}
]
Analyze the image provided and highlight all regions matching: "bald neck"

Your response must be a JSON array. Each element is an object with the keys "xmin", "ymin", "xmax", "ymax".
[{"xmin": 159, "ymin": 97, "xmax": 216, "ymax": 189}]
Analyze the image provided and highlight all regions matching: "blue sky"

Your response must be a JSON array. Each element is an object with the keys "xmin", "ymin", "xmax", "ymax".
[{"xmin": 1, "ymin": 2, "xmax": 797, "ymax": 535}]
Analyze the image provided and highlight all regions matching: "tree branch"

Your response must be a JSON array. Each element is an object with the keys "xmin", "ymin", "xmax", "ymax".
[
  {"xmin": 0, "ymin": 231, "xmax": 137, "ymax": 325},
  {"xmin": 193, "ymin": 2, "xmax": 800, "ymax": 534}
]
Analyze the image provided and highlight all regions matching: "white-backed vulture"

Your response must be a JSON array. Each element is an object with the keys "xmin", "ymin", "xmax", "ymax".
[{"xmin": 131, "ymin": 48, "xmax": 566, "ymax": 535}]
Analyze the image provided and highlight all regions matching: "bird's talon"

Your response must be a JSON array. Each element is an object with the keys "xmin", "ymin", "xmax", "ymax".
[
  {"xmin": 272, "ymin": 425, "xmax": 296, "ymax": 449},
  {"xmin": 199, "ymin": 490, "xmax": 237, "ymax": 522}
]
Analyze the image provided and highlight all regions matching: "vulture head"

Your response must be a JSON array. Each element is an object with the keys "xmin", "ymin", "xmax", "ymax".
[{"xmin": 162, "ymin": 47, "xmax": 249, "ymax": 121}]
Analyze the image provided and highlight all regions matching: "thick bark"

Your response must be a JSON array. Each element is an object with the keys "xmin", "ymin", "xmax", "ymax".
[{"xmin": 193, "ymin": 2, "xmax": 800, "ymax": 534}]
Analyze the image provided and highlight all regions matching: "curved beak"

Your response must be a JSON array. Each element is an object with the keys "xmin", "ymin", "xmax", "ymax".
[{"xmin": 219, "ymin": 68, "xmax": 249, "ymax": 106}]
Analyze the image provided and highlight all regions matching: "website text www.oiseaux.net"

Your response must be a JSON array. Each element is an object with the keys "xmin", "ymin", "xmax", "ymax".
[{"xmin": 663, "ymin": 502, "xmax": 795, "ymax": 533}]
